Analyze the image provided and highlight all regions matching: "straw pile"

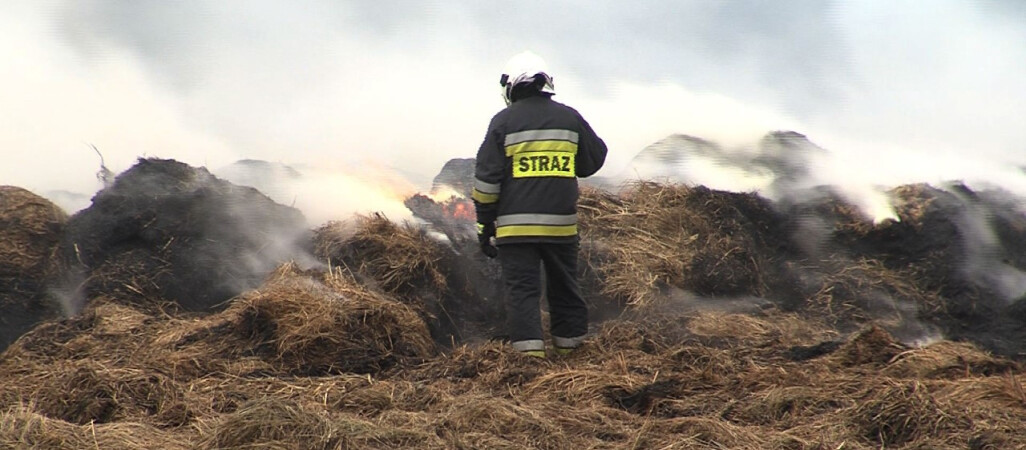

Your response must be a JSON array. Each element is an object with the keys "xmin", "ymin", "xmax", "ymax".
[
  {"xmin": 315, "ymin": 214, "xmax": 507, "ymax": 346},
  {"xmin": 577, "ymin": 182, "xmax": 786, "ymax": 306},
  {"xmin": 0, "ymin": 186, "xmax": 66, "ymax": 282},
  {"xmin": 786, "ymin": 183, "xmax": 1026, "ymax": 352},
  {"xmin": 0, "ymin": 259, "xmax": 442, "ymax": 447},
  {"xmin": 4, "ymin": 302, "xmax": 1024, "ymax": 448},
  {"xmin": 1, "ymin": 176, "xmax": 1026, "ymax": 448},
  {"xmin": 0, "ymin": 186, "xmax": 66, "ymax": 350},
  {"xmin": 57, "ymin": 158, "xmax": 310, "ymax": 312},
  {"xmin": 225, "ymin": 262, "xmax": 436, "ymax": 375},
  {"xmin": 314, "ymin": 215, "xmax": 447, "ymax": 303}
]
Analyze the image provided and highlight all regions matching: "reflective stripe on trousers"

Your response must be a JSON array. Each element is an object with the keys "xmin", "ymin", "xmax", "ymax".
[
  {"xmin": 511, "ymin": 339, "xmax": 545, "ymax": 352},
  {"xmin": 552, "ymin": 334, "xmax": 586, "ymax": 349}
]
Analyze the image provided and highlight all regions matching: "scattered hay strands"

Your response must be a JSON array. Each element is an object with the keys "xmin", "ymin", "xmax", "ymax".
[
  {"xmin": 0, "ymin": 403, "xmax": 191, "ymax": 450},
  {"xmin": 3, "ymin": 180, "xmax": 1026, "ymax": 448},
  {"xmin": 4, "ymin": 293, "xmax": 1026, "ymax": 448}
]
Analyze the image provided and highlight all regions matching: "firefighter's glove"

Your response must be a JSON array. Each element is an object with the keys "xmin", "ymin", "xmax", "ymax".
[{"xmin": 477, "ymin": 222, "xmax": 498, "ymax": 258}]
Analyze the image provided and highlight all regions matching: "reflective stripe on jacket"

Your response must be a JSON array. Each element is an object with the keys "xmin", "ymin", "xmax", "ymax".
[{"xmin": 473, "ymin": 95, "xmax": 607, "ymax": 245}]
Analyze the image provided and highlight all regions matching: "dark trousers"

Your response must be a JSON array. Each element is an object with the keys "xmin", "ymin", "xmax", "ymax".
[{"xmin": 499, "ymin": 242, "xmax": 588, "ymax": 346}]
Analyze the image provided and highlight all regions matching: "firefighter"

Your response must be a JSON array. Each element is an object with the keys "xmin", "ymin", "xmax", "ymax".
[{"xmin": 472, "ymin": 50, "xmax": 608, "ymax": 357}]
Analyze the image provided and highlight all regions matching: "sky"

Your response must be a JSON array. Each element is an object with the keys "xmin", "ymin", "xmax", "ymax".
[{"xmin": 2, "ymin": 0, "xmax": 1025, "ymax": 224}]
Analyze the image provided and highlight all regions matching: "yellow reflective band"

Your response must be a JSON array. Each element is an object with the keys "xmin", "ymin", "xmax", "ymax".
[
  {"xmin": 496, "ymin": 224, "xmax": 577, "ymax": 238},
  {"xmin": 472, "ymin": 189, "xmax": 499, "ymax": 204},
  {"xmin": 504, "ymin": 140, "xmax": 578, "ymax": 157},
  {"xmin": 473, "ymin": 178, "xmax": 500, "ymax": 194},
  {"xmin": 512, "ymin": 151, "xmax": 575, "ymax": 178}
]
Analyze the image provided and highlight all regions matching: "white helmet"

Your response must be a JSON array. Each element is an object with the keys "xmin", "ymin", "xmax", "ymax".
[{"xmin": 500, "ymin": 50, "xmax": 555, "ymax": 105}]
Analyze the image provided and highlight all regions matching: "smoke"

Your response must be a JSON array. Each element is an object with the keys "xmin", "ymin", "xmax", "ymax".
[
  {"xmin": 53, "ymin": 158, "xmax": 317, "ymax": 314},
  {"xmin": 212, "ymin": 160, "xmax": 419, "ymax": 227},
  {"xmin": 951, "ymin": 192, "xmax": 1026, "ymax": 302},
  {"xmin": 0, "ymin": 3, "xmax": 233, "ymax": 193},
  {"xmin": 4, "ymin": 2, "xmax": 1026, "ymax": 334},
  {"xmin": 5, "ymin": 1, "xmax": 1024, "ymax": 205}
]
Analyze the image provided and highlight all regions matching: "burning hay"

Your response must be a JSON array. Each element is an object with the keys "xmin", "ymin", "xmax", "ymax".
[{"xmin": 4, "ymin": 169, "xmax": 1026, "ymax": 448}]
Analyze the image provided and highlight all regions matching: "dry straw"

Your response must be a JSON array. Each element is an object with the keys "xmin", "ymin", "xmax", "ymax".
[{"xmin": 1, "ymin": 181, "xmax": 1026, "ymax": 449}]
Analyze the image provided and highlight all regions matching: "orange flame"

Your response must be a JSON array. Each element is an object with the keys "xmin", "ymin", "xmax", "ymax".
[
  {"xmin": 428, "ymin": 185, "xmax": 464, "ymax": 202},
  {"xmin": 442, "ymin": 198, "xmax": 475, "ymax": 221}
]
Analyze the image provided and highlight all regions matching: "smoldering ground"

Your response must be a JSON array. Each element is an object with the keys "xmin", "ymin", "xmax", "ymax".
[
  {"xmin": 616, "ymin": 131, "xmax": 1026, "ymax": 356},
  {"xmin": 5, "ymin": 151, "xmax": 1026, "ymax": 448},
  {"xmin": 53, "ymin": 158, "xmax": 316, "ymax": 314}
]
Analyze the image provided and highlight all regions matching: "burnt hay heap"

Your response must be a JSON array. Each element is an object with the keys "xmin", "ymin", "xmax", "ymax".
[
  {"xmin": 57, "ymin": 158, "xmax": 312, "ymax": 312},
  {"xmin": 4, "ymin": 158, "xmax": 1026, "ymax": 448}
]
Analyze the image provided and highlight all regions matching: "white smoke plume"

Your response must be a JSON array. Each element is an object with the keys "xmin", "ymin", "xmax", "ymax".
[{"xmin": 4, "ymin": 1, "xmax": 1025, "ymax": 223}]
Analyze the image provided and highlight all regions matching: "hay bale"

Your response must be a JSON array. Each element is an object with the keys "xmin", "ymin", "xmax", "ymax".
[
  {"xmin": 226, "ymin": 263, "xmax": 436, "ymax": 375},
  {"xmin": 430, "ymin": 158, "xmax": 475, "ymax": 198},
  {"xmin": 58, "ymin": 158, "xmax": 311, "ymax": 312},
  {"xmin": 0, "ymin": 186, "xmax": 67, "ymax": 350},
  {"xmin": 829, "ymin": 183, "xmax": 1026, "ymax": 356}
]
